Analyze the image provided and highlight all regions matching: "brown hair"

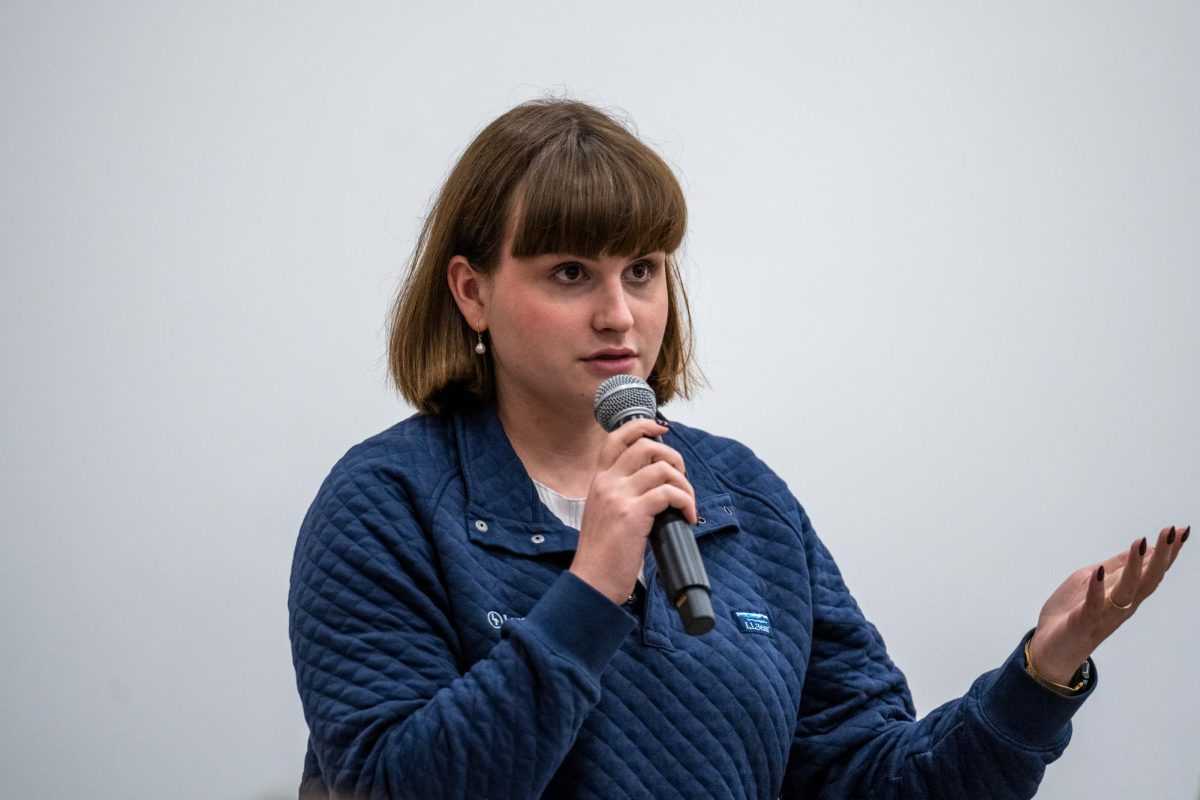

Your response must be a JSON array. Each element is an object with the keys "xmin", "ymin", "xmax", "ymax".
[{"xmin": 386, "ymin": 98, "xmax": 700, "ymax": 414}]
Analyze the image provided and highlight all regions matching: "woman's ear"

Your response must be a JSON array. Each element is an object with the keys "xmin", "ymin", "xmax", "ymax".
[{"xmin": 447, "ymin": 256, "xmax": 488, "ymax": 332}]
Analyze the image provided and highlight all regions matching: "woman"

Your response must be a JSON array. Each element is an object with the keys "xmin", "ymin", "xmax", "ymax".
[{"xmin": 288, "ymin": 99, "xmax": 1188, "ymax": 799}]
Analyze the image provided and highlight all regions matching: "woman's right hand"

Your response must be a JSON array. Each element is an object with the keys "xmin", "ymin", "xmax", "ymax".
[{"xmin": 569, "ymin": 419, "xmax": 698, "ymax": 605}]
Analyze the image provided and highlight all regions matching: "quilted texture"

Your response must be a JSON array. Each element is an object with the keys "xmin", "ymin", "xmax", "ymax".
[{"xmin": 288, "ymin": 408, "xmax": 1093, "ymax": 799}]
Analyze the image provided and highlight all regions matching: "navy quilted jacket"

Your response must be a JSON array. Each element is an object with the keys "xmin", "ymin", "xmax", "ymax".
[{"xmin": 289, "ymin": 407, "xmax": 1092, "ymax": 799}]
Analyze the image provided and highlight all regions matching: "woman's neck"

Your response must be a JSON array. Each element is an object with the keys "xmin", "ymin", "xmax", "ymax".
[{"xmin": 495, "ymin": 395, "xmax": 605, "ymax": 499}]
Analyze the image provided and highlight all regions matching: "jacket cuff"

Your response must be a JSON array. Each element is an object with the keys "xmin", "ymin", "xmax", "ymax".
[
  {"xmin": 977, "ymin": 629, "xmax": 1097, "ymax": 749},
  {"xmin": 518, "ymin": 571, "xmax": 637, "ymax": 676}
]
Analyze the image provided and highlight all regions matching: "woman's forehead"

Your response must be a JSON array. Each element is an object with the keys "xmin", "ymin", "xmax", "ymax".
[{"xmin": 503, "ymin": 244, "xmax": 668, "ymax": 263}]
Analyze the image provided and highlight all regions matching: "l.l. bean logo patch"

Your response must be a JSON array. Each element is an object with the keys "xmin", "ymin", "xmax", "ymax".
[{"xmin": 731, "ymin": 611, "xmax": 772, "ymax": 636}]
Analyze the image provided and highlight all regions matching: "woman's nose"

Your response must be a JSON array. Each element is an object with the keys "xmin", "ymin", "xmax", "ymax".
[{"xmin": 592, "ymin": 280, "xmax": 634, "ymax": 332}]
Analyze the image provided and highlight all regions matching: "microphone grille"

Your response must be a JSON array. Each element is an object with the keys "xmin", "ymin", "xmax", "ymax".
[{"xmin": 593, "ymin": 375, "xmax": 657, "ymax": 432}]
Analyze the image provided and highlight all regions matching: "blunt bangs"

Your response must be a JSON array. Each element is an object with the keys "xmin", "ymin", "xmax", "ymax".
[{"xmin": 508, "ymin": 129, "xmax": 686, "ymax": 260}]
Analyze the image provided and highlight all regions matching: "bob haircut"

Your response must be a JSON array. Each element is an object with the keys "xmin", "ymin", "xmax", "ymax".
[{"xmin": 387, "ymin": 98, "xmax": 700, "ymax": 415}]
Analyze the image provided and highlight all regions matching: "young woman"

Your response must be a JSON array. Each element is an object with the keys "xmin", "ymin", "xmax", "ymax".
[{"xmin": 288, "ymin": 99, "xmax": 1188, "ymax": 799}]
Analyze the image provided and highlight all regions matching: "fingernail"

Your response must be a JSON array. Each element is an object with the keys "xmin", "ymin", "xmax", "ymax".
[
  {"xmin": 1097, "ymin": 565, "xmax": 1105, "ymax": 581},
  {"xmin": 1167, "ymin": 527, "xmax": 1176, "ymax": 545},
  {"xmin": 1182, "ymin": 526, "xmax": 1191, "ymax": 544},
  {"xmin": 1139, "ymin": 538, "xmax": 1147, "ymax": 556}
]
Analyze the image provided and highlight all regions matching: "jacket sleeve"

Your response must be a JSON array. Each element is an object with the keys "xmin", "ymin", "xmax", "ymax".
[
  {"xmin": 781, "ymin": 505, "xmax": 1094, "ymax": 800},
  {"xmin": 288, "ymin": 459, "xmax": 636, "ymax": 800}
]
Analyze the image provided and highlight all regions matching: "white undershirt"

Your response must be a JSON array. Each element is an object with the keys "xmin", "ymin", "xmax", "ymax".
[{"xmin": 532, "ymin": 479, "xmax": 586, "ymax": 530}]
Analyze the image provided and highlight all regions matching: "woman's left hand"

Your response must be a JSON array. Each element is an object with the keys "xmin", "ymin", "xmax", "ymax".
[{"xmin": 1028, "ymin": 525, "xmax": 1189, "ymax": 685}]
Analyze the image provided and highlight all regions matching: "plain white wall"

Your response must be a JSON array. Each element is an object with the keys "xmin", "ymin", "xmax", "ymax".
[{"xmin": 2, "ymin": 2, "xmax": 1196, "ymax": 798}]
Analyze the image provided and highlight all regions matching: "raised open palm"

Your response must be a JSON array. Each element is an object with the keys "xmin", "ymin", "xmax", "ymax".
[{"xmin": 1028, "ymin": 525, "xmax": 1188, "ymax": 684}]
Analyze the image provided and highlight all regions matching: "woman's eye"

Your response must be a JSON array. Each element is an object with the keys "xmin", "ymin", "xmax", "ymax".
[
  {"xmin": 625, "ymin": 261, "xmax": 657, "ymax": 282},
  {"xmin": 553, "ymin": 263, "xmax": 586, "ymax": 283}
]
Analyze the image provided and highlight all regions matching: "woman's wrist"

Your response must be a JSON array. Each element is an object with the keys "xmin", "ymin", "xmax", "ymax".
[
  {"xmin": 569, "ymin": 563, "xmax": 632, "ymax": 607},
  {"xmin": 1024, "ymin": 634, "xmax": 1090, "ymax": 694}
]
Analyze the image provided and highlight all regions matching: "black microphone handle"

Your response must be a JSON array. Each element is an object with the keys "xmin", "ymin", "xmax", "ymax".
[
  {"xmin": 597, "ymin": 400, "xmax": 715, "ymax": 635},
  {"xmin": 625, "ymin": 411, "xmax": 713, "ymax": 636},
  {"xmin": 648, "ymin": 507, "xmax": 715, "ymax": 636}
]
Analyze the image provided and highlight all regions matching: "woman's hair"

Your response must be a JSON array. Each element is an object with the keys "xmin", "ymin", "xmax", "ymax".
[{"xmin": 386, "ymin": 98, "xmax": 700, "ymax": 414}]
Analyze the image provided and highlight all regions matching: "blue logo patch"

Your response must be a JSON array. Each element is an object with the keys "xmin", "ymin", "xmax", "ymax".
[{"xmin": 732, "ymin": 611, "xmax": 772, "ymax": 636}]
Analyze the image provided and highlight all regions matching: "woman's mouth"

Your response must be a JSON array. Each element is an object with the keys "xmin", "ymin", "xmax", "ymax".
[{"xmin": 583, "ymin": 350, "xmax": 638, "ymax": 374}]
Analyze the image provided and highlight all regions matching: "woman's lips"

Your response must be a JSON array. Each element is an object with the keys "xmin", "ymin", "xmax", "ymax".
[{"xmin": 583, "ymin": 353, "xmax": 638, "ymax": 374}]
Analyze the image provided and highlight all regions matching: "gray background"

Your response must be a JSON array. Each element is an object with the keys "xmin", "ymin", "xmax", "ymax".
[{"xmin": 2, "ymin": 2, "xmax": 1197, "ymax": 798}]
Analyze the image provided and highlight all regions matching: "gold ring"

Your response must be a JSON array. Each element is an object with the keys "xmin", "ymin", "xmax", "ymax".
[{"xmin": 1106, "ymin": 594, "xmax": 1134, "ymax": 611}]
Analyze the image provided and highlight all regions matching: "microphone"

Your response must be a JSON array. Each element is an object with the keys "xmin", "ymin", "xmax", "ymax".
[{"xmin": 593, "ymin": 375, "xmax": 715, "ymax": 636}]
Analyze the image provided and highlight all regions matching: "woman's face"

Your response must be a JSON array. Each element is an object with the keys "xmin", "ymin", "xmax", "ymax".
[{"xmin": 479, "ymin": 240, "xmax": 670, "ymax": 421}]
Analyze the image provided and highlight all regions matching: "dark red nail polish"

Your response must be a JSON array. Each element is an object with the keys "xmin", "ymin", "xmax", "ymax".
[
  {"xmin": 1097, "ymin": 565, "xmax": 1105, "ymax": 581},
  {"xmin": 1182, "ymin": 526, "xmax": 1191, "ymax": 544},
  {"xmin": 1167, "ymin": 527, "xmax": 1176, "ymax": 545},
  {"xmin": 1139, "ymin": 538, "xmax": 1147, "ymax": 556}
]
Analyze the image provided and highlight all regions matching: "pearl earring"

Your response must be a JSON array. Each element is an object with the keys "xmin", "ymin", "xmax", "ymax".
[{"xmin": 474, "ymin": 331, "xmax": 486, "ymax": 355}]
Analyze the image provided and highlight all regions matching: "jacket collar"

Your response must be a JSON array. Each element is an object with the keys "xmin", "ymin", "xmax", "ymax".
[
  {"xmin": 452, "ymin": 406, "xmax": 741, "ymax": 553},
  {"xmin": 454, "ymin": 405, "xmax": 556, "ymax": 526}
]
